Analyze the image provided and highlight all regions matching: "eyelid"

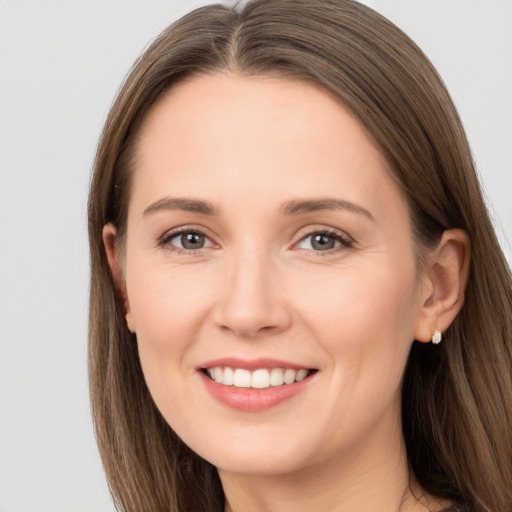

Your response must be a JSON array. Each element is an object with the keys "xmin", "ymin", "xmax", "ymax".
[
  {"xmin": 158, "ymin": 225, "xmax": 217, "ymax": 253},
  {"xmin": 291, "ymin": 226, "xmax": 354, "ymax": 253},
  {"xmin": 157, "ymin": 224, "xmax": 353, "ymax": 254}
]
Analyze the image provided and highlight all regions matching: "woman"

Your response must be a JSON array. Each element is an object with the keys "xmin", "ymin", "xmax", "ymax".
[{"xmin": 87, "ymin": 1, "xmax": 512, "ymax": 511}]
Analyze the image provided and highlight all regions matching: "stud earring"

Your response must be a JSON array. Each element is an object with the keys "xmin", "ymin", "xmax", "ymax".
[{"xmin": 431, "ymin": 329, "xmax": 442, "ymax": 345}]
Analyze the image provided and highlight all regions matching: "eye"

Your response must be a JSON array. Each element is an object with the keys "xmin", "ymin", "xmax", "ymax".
[
  {"xmin": 161, "ymin": 229, "xmax": 214, "ymax": 252},
  {"xmin": 296, "ymin": 230, "xmax": 352, "ymax": 252}
]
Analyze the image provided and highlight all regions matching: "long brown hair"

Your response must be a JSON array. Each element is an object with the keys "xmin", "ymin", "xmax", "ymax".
[{"xmin": 88, "ymin": 1, "xmax": 512, "ymax": 510}]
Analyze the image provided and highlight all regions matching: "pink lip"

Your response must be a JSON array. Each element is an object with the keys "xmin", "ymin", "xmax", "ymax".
[
  {"xmin": 198, "ymin": 357, "xmax": 310, "ymax": 371},
  {"xmin": 197, "ymin": 358, "xmax": 316, "ymax": 412}
]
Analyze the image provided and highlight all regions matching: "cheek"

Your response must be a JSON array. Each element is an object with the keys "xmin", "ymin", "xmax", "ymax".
[
  {"xmin": 293, "ymin": 259, "xmax": 419, "ymax": 398},
  {"xmin": 124, "ymin": 265, "xmax": 221, "ymax": 435},
  {"xmin": 125, "ymin": 261, "xmax": 217, "ymax": 372},
  {"xmin": 293, "ymin": 260, "xmax": 418, "ymax": 339},
  {"xmin": 292, "ymin": 262, "xmax": 418, "ymax": 433}
]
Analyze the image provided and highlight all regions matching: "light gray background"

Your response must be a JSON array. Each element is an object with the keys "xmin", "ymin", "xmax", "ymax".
[{"xmin": 0, "ymin": 1, "xmax": 510, "ymax": 511}]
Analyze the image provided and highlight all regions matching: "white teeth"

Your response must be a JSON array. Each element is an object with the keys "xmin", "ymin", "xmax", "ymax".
[
  {"xmin": 251, "ymin": 369, "xmax": 270, "ymax": 389},
  {"xmin": 283, "ymin": 368, "xmax": 296, "ymax": 384},
  {"xmin": 296, "ymin": 369, "xmax": 308, "ymax": 382},
  {"xmin": 233, "ymin": 368, "xmax": 251, "ymax": 388},
  {"xmin": 223, "ymin": 367, "xmax": 234, "ymax": 386},
  {"xmin": 270, "ymin": 367, "xmax": 284, "ymax": 386},
  {"xmin": 205, "ymin": 367, "xmax": 311, "ymax": 389}
]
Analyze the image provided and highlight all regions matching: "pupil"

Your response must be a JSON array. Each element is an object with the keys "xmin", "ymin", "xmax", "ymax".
[
  {"xmin": 312, "ymin": 234, "xmax": 335, "ymax": 251},
  {"xmin": 182, "ymin": 232, "xmax": 204, "ymax": 249}
]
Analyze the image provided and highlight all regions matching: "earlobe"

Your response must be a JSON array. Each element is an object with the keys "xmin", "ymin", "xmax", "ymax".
[
  {"xmin": 102, "ymin": 223, "xmax": 136, "ymax": 333},
  {"xmin": 414, "ymin": 229, "xmax": 471, "ymax": 343}
]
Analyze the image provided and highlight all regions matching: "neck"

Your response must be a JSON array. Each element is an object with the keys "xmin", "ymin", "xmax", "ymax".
[{"xmin": 219, "ymin": 415, "xmax": 444, "ymax": 512}]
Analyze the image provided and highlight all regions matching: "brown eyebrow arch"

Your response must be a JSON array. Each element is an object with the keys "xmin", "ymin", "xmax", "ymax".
[
  {"xmin": 143, "ymin": 197, "xmax": 218, "ymax": 216},
  {"xmin": 281, "ymin": 198, "xmax": 374, "ymax": 220}
]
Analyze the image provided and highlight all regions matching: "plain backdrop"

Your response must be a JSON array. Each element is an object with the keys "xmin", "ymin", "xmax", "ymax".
[{"xmin": 0, "ymin": 1, "xmax": 510, "ymax": 511}]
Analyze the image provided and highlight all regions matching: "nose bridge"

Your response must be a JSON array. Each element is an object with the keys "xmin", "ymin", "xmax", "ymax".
[{"xmin": 215, "ymin": 242, "xmax": 290, "ymax": 337}]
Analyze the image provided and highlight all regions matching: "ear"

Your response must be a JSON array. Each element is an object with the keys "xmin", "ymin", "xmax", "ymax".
[
  {"xmin": 102, "ymin": 223, "xmax": 136, "ymax": 333},
  {"xmin": 414, "ymin": 229, "xmax": 471, "ymax": 343}
]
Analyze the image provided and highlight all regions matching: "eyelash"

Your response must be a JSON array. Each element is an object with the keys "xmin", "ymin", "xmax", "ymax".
[
  {"xmin": 158, "ymin": 227, "xmax": 353, "ymax": 255},
  {"xmin": 159, "ymin": 228, "xmax": 215, "ymax": 255},
  {"xmin": 295, "ymin": 229, "xmax": 353, "ymax": 255}
]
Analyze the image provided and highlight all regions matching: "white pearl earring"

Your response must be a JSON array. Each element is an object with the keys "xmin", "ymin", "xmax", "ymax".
[{"xmin": 431, "ymin": 329, "xmax": 442, "ymax": 345}]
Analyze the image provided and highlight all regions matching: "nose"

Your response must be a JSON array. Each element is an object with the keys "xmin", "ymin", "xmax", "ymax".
[{"xmin": 213, "ymin": 250, "xmax": 292, "ymax": 339}]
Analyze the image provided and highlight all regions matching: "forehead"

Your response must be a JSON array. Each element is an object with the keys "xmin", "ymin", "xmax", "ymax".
[
  {"xmin": 137, "ymin": 72, "xmax": 373, "ymax": 156},
  {"xmin": 130, "ymin": 72, "xmax": 407, "ymax": 224}
]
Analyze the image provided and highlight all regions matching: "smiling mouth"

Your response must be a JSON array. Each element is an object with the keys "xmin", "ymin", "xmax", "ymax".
[{"xmin": 202, "ymin": 367, "xmax": 316, "ymax": 389}]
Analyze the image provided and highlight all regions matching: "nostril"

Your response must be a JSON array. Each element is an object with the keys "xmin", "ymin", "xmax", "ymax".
[
  {"xmin": 212, "ymin": 273, "xmax": 292, "ymax": 337},
  {"xmin": 217, "ymin": 322, "xmax": 285, "ymax": 338}
]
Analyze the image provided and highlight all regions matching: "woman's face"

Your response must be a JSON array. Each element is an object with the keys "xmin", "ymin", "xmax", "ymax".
[{"xmin": 117, "ymin": 73, "xmax": 430, "ymax": 476}]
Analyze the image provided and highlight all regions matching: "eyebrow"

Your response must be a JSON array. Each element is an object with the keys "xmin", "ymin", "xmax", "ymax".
[
  {"xmin": 143, "ymin": 196, "xmax": 374, "ymax": 220},
  {"xmin": 143, "ymin": 197, "xmax": 218, "ymax": 216},
  {"xmin": 281, "ymin": 198, "xmax": 374, "ymax": 220}
]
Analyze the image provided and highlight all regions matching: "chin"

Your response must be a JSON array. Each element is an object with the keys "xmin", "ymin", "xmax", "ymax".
[
  {"xmin": 212, "ymin": 452, "xmax": 311, "ymax": 477},
  {"xmin": 181, "ymin": 428, "xmax": 324, "ymax": 477}
]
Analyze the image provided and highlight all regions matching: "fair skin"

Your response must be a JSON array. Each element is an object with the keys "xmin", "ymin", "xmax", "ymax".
[{"xmin": 104, "ymin": 73, "xmax": 469, "ymax": 512}]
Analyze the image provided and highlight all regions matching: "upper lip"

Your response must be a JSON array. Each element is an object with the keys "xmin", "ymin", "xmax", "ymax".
[{"xmin": 198, "ymin": 357, "xmax": 315, "ymax": 371}]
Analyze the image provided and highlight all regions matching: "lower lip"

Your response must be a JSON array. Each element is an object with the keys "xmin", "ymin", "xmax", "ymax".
[{"xmin": 199, "ymin": 372, "xmax": 313, "ymax": 412}]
